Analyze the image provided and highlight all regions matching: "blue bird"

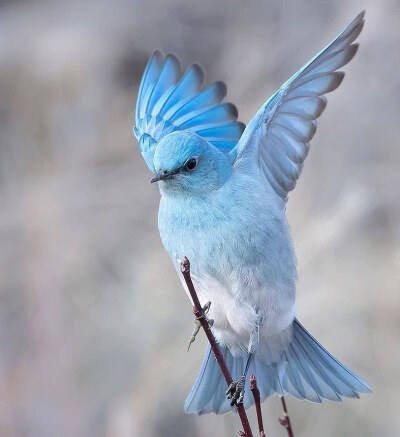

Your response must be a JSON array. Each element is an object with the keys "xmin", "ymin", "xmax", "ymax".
[{"xmin": 134, "ymin": 12, "xmax": 371, "ymax": 414}]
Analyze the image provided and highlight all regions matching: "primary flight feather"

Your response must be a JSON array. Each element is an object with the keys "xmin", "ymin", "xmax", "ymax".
[{"xmin": 134, "ymin": 11, "xmax": 371, "ymax": 414}]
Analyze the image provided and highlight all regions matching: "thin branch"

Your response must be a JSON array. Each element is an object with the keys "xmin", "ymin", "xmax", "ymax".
[
  {"xmin": 278, "ymin": 396, "xmax": 294, "ymax": 437},
  {"xmin": 250, "ymin": 375, "xmax": 266, "ymax": 437},
  {"xmin": 180, "ymin": 256, "xmax": 253, "ymax": 437}
]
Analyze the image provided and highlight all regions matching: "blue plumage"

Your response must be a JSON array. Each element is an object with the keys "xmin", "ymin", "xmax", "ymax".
[
  {"xmin": 134, "ymin": 12, "xmax": 371, "ymax": 414},
  {"xmin": 185, "ymin": 320, "xmax": 370, "ymax": 414},
  {"xmin": 134, "ymin": 51, "xmax": 245, "ymax": 172}
]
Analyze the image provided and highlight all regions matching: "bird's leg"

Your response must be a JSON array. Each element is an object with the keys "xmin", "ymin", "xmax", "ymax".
[
  {"xmin": 226, "ymin": 324, "xmax": 259, "ymax": 406},
  {"xmin": 226, "ymin": 353, "xmax": 254, "ymax": 406},
  {"xmin": 187, "ymin": 301, "xmax": 214, "ymax": 351}
]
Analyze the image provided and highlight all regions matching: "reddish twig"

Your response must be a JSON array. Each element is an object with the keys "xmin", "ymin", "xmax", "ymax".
[
  {"xmin": 250, "ymin": 375, "xmax": 266, "ymax": 437},
  {"xmin": 180, "ymin": 257, "xmax": 253, "ymax": 437},
  {"xmin": 278, "ymin": 396, "xmax": 294, "ymax": 437}
]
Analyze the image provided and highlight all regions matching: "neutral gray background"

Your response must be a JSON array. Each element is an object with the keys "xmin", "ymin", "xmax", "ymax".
[{"xmin": 0, "ymin": 0, "xmax": 399, "ymax": 436}]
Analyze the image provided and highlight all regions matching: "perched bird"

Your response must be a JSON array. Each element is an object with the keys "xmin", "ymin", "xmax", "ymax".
[{"xmin": 134, "ymin": 11, "xmax": 371, "ymax": 414}]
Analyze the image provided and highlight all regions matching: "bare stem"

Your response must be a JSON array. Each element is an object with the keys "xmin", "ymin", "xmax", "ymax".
[
  {"xmin": 250, "ymin": 375, "xmax": 266, "ymax": 437},
  {"xmin": 278, "ymin": 396, "xmax": 294, "ymax": 437},
  {"xmin": 180, "ymin": 256, "xmax": 253, "ymax": 437}
]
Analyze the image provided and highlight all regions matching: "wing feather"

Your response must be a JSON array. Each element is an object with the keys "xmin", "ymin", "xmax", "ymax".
[
  {"xmin": 134, "ymin": 52, "xmax": 244, "ymax": 171},
  {"xmin": 231, "ymin": 12, "xmax": 365, "ymax": 207}
]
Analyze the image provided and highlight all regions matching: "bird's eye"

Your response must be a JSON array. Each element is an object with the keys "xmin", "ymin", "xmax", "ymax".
[{"xmin": 184, "ymin": 158, "xmax": 197, "ymax": 172}]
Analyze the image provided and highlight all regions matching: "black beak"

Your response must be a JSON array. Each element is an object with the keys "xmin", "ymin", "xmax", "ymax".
[{"xmin": 151, "ymin": 170, "xmax": 176, "ymax": 183}]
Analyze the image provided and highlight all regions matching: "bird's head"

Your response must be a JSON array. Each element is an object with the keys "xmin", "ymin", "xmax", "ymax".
[{"xmin": 152, "ymin": 131, "xmax": 232, "ymax": 197}]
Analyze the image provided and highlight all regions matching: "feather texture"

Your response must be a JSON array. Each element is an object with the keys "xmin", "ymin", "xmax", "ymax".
[
  {"xmin": 134, "ymin": 51, "xmax": 245, "ymax": 171},
  {"xmin": 185, "ymin": 319, "xmax": 371, "ymax": 414},
  {"xmin": 231, "ymin": 11, "xmax": 365, "ymax": 208}
]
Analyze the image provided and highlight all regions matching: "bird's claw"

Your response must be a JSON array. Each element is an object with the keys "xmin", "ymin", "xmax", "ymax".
[
  {"xmin": 226, "ymin": 375, "xmax": 246, "ymax": 406},
  {"xmin": 200, "ymin": 301, "xmax": 212, "ymax": 316},
  {"xmin": 187, "ymin": 320, "xmax": 201, "ymax": 351},
  {"xmin": 187, "ymin": 301, "xmax": 214, "ymax": 351}
]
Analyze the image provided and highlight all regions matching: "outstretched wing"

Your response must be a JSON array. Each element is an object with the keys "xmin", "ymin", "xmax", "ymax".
[
  {"xmin": 134, "ymin": 51, "xmax": 245, "ymax": 171},
  {"xmin": 230, "ymin": 12, "xmax": 365, "ymax": 208}
]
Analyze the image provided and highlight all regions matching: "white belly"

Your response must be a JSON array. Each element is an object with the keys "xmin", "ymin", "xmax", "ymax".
[{"xmin": 190, "ymin": 272, "xmax": 296, "ymax": 358}]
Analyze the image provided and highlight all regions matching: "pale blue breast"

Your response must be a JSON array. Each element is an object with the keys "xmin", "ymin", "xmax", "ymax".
[{"xmin": 158, "ymin": 172, "xmax": 297, "ymax": 303}]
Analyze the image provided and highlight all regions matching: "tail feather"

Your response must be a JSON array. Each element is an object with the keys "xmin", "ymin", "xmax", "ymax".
[
  {"xmin": 184, "ymin": 345, "xmax": 226, "ymax": 414},
  {"xmin": 290, "ymin": 342, "xmax": 324, "ymax": 402},
  {"xmin": 184, "ymin": 319, "xmax": 371, "ymax": 415},
  {"xmin": 282, "ymin": 351, "xmax": 302, "ymax": 399},
  {"xmin": 288, "ymin": 343, "xmax": 322, "ymax": 402},
  {"xmin": 293, "ymin": 320, "xmax": 369, "ymax": 397}
]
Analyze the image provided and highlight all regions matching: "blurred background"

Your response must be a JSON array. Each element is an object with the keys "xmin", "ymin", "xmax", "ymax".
[{"xmin": 0, "ymin": 0, "xmax": 399, "ymax": 436}]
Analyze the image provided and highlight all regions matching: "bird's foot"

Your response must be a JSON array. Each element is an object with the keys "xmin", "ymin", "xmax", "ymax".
[
  {"xmin": 187, "ymin": 301, "xmax": 214, "ymax": 351},
  {"xmin": 226, "ymin": 374, "xmax": 246, "ymax": 406}
]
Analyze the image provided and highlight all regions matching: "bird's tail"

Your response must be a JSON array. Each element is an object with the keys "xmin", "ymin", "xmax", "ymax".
[{"xmin": 184, "ymin": 319, "xmax": 371, "ymax": 414}]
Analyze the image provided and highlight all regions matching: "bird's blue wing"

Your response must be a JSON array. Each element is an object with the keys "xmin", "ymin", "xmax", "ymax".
[
  {"xmin": 134, "ymin": 51, "xmax": 245, "ymax": 171},
  {"xmin": 231, "ymin": 12, "xmax": 365, "ymax": 208}
]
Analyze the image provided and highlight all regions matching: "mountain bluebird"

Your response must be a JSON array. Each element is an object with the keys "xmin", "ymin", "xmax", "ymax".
[{"xmin": 134, "ymin": 11, "xmax": 371, "ymax": 414}]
